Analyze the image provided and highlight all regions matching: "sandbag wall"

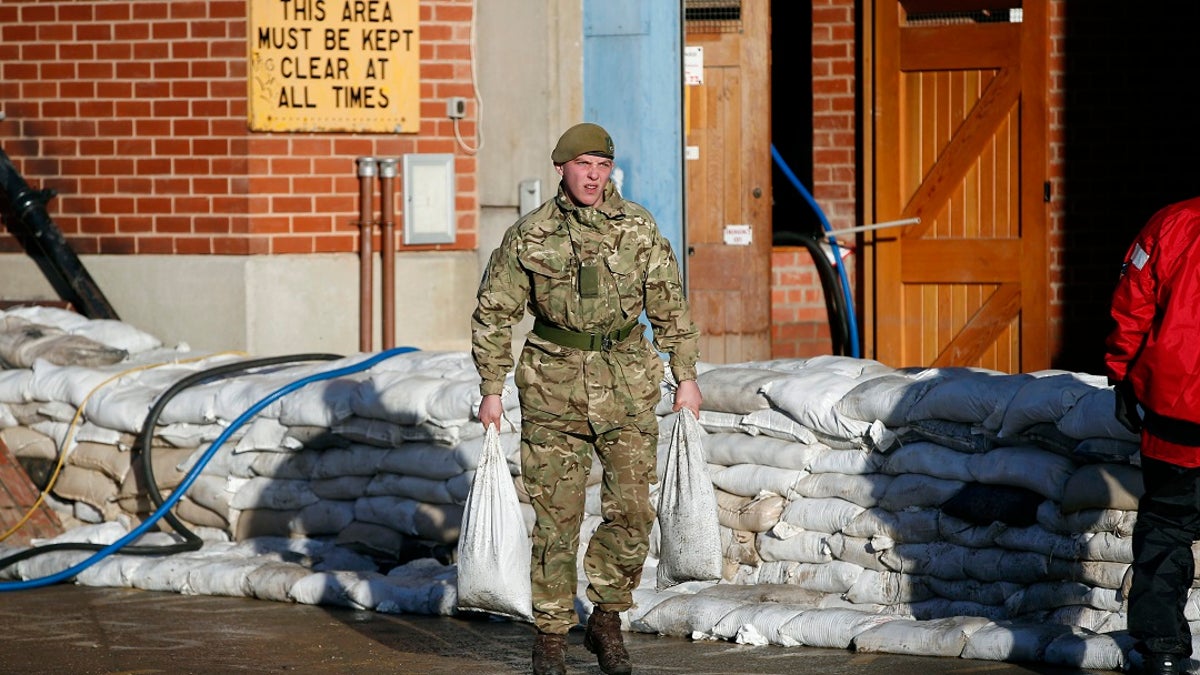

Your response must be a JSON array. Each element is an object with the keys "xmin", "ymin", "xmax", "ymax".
[{"xmin": 0, "ymin": 307, "xmax": 1167, "ymax": 671}]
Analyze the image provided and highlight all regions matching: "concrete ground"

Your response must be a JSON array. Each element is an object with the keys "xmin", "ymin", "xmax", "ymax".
[{"xmin": 0, "ymin": 584, "xmax": 1122, "ymax": 675}]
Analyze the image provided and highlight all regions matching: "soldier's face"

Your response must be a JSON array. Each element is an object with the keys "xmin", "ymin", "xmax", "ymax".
[{"xmin": 556, "ymin": 154, "xmax": 613, "ymax": 207}]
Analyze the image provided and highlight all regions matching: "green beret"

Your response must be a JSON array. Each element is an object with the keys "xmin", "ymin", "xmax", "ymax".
[{"xmin": 551, "ymin": 123, "xmax": 614, "ymax": 164}]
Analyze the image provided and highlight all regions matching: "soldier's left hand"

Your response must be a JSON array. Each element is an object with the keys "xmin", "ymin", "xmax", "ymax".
[{"xmin": 672, "ymin": 379, "xmax": 702, "ymax": 418}]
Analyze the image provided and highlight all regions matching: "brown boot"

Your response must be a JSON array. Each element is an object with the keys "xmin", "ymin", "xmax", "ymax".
[
  {"xmin": 584, "ymin": 609, "xmax": 631, "ymax": 675},
  {"xmin": 531, "ymin": 632, "xmax": 567, "ymax": 675}
]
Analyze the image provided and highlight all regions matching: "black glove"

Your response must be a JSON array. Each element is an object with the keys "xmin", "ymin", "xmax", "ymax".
[{"xmin": 1113, "ymin": 379, "xmax": 1142, "ymax": 434}]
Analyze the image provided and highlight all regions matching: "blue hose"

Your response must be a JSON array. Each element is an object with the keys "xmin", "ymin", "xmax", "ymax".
[
  {"xmin": 0, "ymin": 345, "xmax": 419, "ymax": 592},
  {"xmin": 770, "ymin": 144, "xmax": 861, "ymax": 358}
]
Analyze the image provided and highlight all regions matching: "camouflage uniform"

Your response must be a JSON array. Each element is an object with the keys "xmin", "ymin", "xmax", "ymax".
[{"xmin": 471, "ymin": 180, "xmax": 700, "ymax": 635}]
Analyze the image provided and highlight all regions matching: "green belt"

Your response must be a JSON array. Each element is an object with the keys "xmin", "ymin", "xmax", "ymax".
[{"xmin": 532, "ymin": 318, "xmax": 639, "ymax": 351}]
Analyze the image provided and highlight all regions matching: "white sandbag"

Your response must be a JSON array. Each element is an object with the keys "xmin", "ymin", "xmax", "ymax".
[
  {"xmin": 695, "ymin": 366, "xmax": 787, "ymax": 414},
  {"xmin": 310, "ymin": 444, "xmax": 388, "ymax": 478},
  {"xmin": 288, "ymin": 569, "xmax": 382, "ymax": 608},
  {"xmin": 1005, "ymin": 581, "xmax": 1122, "ymax": 616},
  {"xmin": 925, "ymin": 577, "xmax": 1021, "ymax": 606},
  {"xmin": 738, "ymin": 408, "xmax": 821, "ymax": 445},
  {"xmin": 761, "ymin": 370, "xmax": 892, "ymax": 449},
  {"xmin": 229, "ymin": 476, "xmax": 319, "ymax": 511},
  {"xmin": 960, "ymin": 620, "xmax": 1081, "ymax": 663},
  {"xmin": 634, "ymin": 593, "xmax": 751, "ymax": 637},
  {"xmin": 1078, "ymin": 531, "xmax": 1133, "ymax": 564},
  {"xmin": 367, "ymin": 472, "xmax": 455, "ymax": 504},
  {"xmin": 967, "ymin": 445, "xmax": 1078, "ymax": 502},
  {"xmin": 656, "ymin": 409, "xmax": 723, "ymax": 589},
  {"xmin": 775, "ymin": 606, "xmax": 907, "ymax": 648},
  {"xmin": 1042, "ymin": 625, "xmax": 1132, "ymax": 672},
  {"xmin": 0, "ymin": 368, "xmax": 33, "ymax": 402},
  {"xmin": 377, "ymin": 443, "xmax": 471, "ymax": 480},
  {"xmin": 853, "ymin": 615, "xmax": 991, "ymax": 657},
  {"xmin": 1036, "ymin": 501, "xmax": 1136, "ymax": 537},
  {"xmin": 806, "ymin": 446, "xmax": 885, "ymax": 474},
  {"xmin": 756, "ymin": 529, "xmax": 831, "ymax": 564},
  {"xmin": 995, "ymin": 371, "xmax": 1096, "ymax": 438},
  {"xmin": 843, "ymin": 506, "xmax": 940, "ymax": 543},
  {"xmin": 245, "ymin": 560, "xmax": 314, "ymax": 602},
  {"xmin": 333, "ymin": 415, "xmax": 464, "ymax": 447},
  {"xmin": 834, "ymin": 373, "xmax": 935, "ymax": 427},
  {"xmin": 993, "ymin": 524, "xmax": 1081, "ymax": 558},
  {"xmin": 904, "ymin": 367, "xmax": 1030, "ymax": 432},
  {"xmin": 792, "ymin": 472, "xmax": 893, "ymax": 508},
  {"xmin": 844, "ymin": 569, "xmax": 933, "ymax": 605},
  {"xmin": 422, "ymin": 374, "xmax": 482, "ymax": 427},
  {"xmin": 779, "ymin": 495, "xmax": 864, "ymax": 534},
  {"xmin": 1057, "ymin": 386, "xmax": 1141, "ymax": 442},
  {"xmin": 702, "ymin": 432, "xmax": 825, "ymax": 471},
  {"xmin": 715, "ymin": 490, "xmax": 785, "ymax": 532},
  {"xmin": 351, "ymin": 372, "xmax": 450, "ymax": 424},
  {"xmin": 311, "ymin": 475, "xmax": 372, "ymax": 500},
  {"xmin": 715, "ymin": 602, "xmax": 810, "ymax": 645},
  {"xmin": 454, "ymin": 425, "xmax": 532, "ymax": 621},
  {"xmin": 184, "ymin": 555, "xmax": 265, "ymax": 597},
  {"xmin": 755, "ymin": 559, "xmax": 863, "ymax": 594},
  {"xmin": 879, "ymin": 473, "xmax": 965, "ymax": 511},
  {"xmin": 276, "ymin": 363, "xmax": 366, "ymax": 428},
  {"xmin": 1060, "ymin": 463, "xmax": 1142, "ymax": 513},
  {"xmin": 289, "ymin": 499, "xmax": 355, "ymax": 535},
  {"xmin": 707, "ymin": 463, "xmax": 806, "ymax": 499},
  {"xmin": 347, "ymin": 560, "xmax": 458, "ymax": 615},
  {"xmin": 879, "ymin": 440, "xmax": 974, "ymax": 481},
  {"xmin": 823, "ymin": 533, "xmax": 888, "ymax": 572},
  {"xmin": 247, "ymin": 449, "xmax": 319, "ymax": 480},
  {"xmin": 74, "ymin": 552, "xmax": 155, "ymax": 588}
]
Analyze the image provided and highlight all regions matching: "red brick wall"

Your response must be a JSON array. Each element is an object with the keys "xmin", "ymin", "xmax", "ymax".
[
  {"xmin": 770, "ymin": 0, "xmax": 858, "ymax": 359},
  {"xmin": 0, "ymin": 0, "xmax": 477, "ymax": 256},
  {"xmin": 1046, "ymin": 0, "xmax": 1066, "ymax": 362}
]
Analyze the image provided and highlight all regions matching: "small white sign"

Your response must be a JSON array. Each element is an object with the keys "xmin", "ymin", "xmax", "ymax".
[
  {"xmin": 684, "ymin": 46, "xmax": 703, "ymax": 85},
  {"xmin": 723, "ymin": 224, "xmax": 752, "ymax": 246},
  {"xmin": 685, "ymin": 145, "xmax": 700, "ymax": 160}
]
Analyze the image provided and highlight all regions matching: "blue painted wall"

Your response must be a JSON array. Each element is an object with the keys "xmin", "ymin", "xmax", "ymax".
[{"xmin": 582, "ymin": 1, "xmax": 686, "ymax": 278}]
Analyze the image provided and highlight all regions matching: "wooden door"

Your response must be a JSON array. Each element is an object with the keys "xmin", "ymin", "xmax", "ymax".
[
  {"xmin": 867, "ymin": 0, "xmax": 1049, "ymax": 372},
  {"xmin": 683, "ymin": 0, "xmax": 772, "ymax": 364}
]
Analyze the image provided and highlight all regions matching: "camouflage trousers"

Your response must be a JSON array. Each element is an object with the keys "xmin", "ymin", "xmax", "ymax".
[{"xmin": 520, "ymin": 410, "xmax": 659, "ymax": 635}]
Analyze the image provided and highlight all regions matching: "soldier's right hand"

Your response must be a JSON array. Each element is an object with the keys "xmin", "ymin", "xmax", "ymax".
[{"xmin": 478, "ymin": 393, "xmax": 504, "ymax": 430}]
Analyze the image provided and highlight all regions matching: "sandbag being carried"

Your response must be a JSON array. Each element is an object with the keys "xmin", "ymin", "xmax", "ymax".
[
  {"xmin": 454, "ymin": 425, "xmax": 532, "ymax": 621},
  {"xmin": 656, "ymin": 408, "xmax": 723, "ymax": 589}
]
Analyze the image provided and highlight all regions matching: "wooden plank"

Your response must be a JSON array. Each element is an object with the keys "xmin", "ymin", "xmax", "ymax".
[
  {"xmin": 900, "ymin": 239, "xmax": 1021, "ymax": 283},
  {"xmin": 932, "ymin": 282, "xmax": 1021, "ymax": 367},
  {"xmin": 900, "ymin": 22, "xmax": 1018, "ymax": 70}
]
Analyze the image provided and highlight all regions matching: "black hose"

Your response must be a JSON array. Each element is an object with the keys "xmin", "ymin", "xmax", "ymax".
[
  {"xmin": 775, "ymin": 230, "xmax": 852, "ymax": 356},
  {"xmin": 0, "ymin": 353, "xmax": 342, "ymax": 571}
]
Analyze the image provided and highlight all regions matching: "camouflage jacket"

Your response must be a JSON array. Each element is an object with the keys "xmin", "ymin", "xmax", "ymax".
[{"xmin": 471, "ymin": 180, "xmax": 700, "ymax": 430}]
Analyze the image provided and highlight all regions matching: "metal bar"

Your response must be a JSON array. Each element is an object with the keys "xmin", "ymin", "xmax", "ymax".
[
  {"xmin": 825, "ymin": 217, "xmax": 921, "ymax": 236},
  {"xmin": 356, "ymin": 157, "xmax": 377, "ymax": 353},
  {"xmin": 377, "ymin": 158, "xmax": 397, "ymax": 350}
]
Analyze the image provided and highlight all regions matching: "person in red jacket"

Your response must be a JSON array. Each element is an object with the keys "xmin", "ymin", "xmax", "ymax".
[{"xmin": 1105, "ymin": 196, "xmax": 1200, "ymax": 675}]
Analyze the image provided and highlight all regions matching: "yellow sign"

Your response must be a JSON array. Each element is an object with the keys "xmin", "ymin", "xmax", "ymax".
[{"xmin": 248, "ymin": 0, "xmax": 419, "ymax": 133}]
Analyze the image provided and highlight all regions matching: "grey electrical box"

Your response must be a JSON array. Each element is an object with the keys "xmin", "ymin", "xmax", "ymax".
[
  {"xmin": 447, "ymin": 97, "xmax": 467, "ymax": 119},
  {"xmin": 519, "ymin": 178, "xmax": 541, "ymax": 215}
]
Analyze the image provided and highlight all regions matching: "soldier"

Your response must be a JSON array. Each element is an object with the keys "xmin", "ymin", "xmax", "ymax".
[{"xmin": 471, "ymin": 122, "xmax": 702, "ymax": 675}]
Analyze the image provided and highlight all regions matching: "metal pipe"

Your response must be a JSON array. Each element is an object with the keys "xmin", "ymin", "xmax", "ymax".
[
  {"xmin": 356, "ymin": 156, "xmax": 377, "ymax": 353},
  {"xmin": 377, "ymin": 158, "xmax": 398, "ymax": 350}
]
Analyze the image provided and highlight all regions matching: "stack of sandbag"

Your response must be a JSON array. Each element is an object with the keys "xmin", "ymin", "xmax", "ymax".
[
  {"xmin": 0, "ymin": 309, "xmax": 1159, "ymax": 672},
  {"xmin": 630, "ymin": 356, "xmax": 1144, "ymax": 672}
]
